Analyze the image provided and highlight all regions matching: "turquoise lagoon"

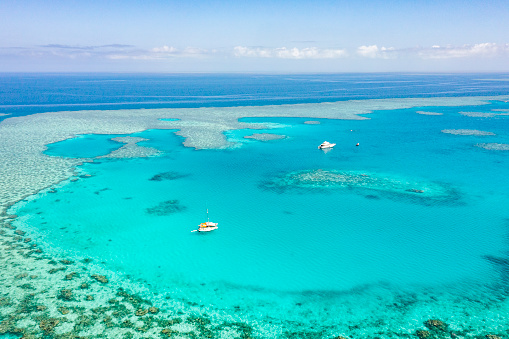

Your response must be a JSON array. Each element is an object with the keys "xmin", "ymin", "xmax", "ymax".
[
  {"xmin": 44, "ymin": 133, "xmax": 126, "ymax": 158},
  {"xmin": 3, "ymin": 74, "xmax": 509, "ymax": 337}
]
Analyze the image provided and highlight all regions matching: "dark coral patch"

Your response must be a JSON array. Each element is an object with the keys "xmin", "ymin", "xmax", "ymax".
[
  {"xmin": 149, "ymin": 172, "xmax": 188, "ymax": 181},
  {"xmin": 146, "ymin": 200, "xmax": 186, "ymax": 216},
  {"xmin": 260, "ymin": 169, "xmax": 461, "ymax": 206}
]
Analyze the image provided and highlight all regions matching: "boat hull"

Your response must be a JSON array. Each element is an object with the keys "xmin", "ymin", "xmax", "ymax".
[
  {"xmin": 318, "ymin": 144, "xmax": 336, "ymax": 149},
  {"xmin": 196, "ymin": 221, "xmax": 218, "ymax": 232},
  {"xmin": 198, "ymin": 226, "xmax": 218, "ymax": 232}
]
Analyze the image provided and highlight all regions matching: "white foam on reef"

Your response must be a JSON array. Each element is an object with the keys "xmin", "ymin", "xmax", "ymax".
[
  {"xmin": 441, "ymin": 129, "xmax": 495, "ymax": 136},
  {"xmin": 0, "ymin": 113, "xmax": 10, "ymax": 116},
  {"xmin": 476, "ymin": 143, "xmax": 509, "ymax": 151}
]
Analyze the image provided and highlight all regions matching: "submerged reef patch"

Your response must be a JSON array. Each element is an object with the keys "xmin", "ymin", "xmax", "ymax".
[
  {"xmin": 476, "ymin": 143, "xmax": 509, "ymax": 151},
  {"xmin": 441, "ymin": 129, "xmax": 495, "ymax": 136},
  {"xmin": 145, "ymin": 200, "xmax": 186, "ymax": 216},
  {"xmin": 459, "ymin": 111, "xmax": 509, "ymax": 118},
  {"xmin": 244, "ymin": 133, "xmax": 287, "ymax": 141},
  {"xmin": 148, "ymin": 171, "xmax": 188, "ymax": 181},
  {"xmin": 416, "ymin": 111, "xmax": 443, "ymax": 115},
  {"xmin": 260, "ymin": 169, "xmax": 460, "ymax": 205}
]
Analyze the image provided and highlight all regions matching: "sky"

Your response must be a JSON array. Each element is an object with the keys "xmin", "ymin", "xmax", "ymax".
[{"xmin": 1, "ymin": 0, "xmax": 509, "ymax": 73}]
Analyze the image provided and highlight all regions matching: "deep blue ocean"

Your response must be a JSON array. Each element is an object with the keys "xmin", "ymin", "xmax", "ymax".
[
  {"xmin": 2, "ymin": 73, "xmax": 509, "ymax": 337},
  {"xmin": 2, "ymin": 73, "xmax": 509, "ymax": 119}
]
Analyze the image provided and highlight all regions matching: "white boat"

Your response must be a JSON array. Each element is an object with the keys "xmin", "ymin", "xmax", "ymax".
[
  {"xmin": 192, "ymin": 209, "xmax": 218, "ymax": 232},
  {"xmin": 318, "ymin": 141, "xmax": 336, "ymax": 149},
  {"xmin": 197, "ymin": 221, "xmax": 218, "ymax": 232}
]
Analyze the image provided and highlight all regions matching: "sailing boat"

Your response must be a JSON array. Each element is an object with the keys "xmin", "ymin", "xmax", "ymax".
[{"xmin": 192, "ymin": 209, "xmax": 218, "ymax": 232}]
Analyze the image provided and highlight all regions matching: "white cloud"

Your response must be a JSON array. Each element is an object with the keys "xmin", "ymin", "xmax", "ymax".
[
  {"xmin": 233, "ymin": 46, "xmax": 347, "ymax": 59},
  {"xmin": 109, "ymin": 46, "xmax": 211, "ymax": 60},
  {"xmin": 0, "ymin": 44, "xmax": 213, "ymax": 61},
  {"xmin": 417, "ymin": 43, "xmax": 509, "ymax": 59},
  {"xmin": 151, "ymin": 46, "xmax": 209, "ymax": 56},
  {"xmin": 355, "ymin": 43, "xmax": 509, "ymax": 60},
  {"xmin": 0, "ymin": 44, "xmax": 143, "ymax": 60},
  {"xmin": 2, "ymin": 42, "xmax": 508, "ymax": 67},
  {"xmin": 152, "ymin": 45, "xmax": 177, "ymax": 53},
  {"xmin": 357, "ymin": 45, "xmax": 396, "ymax": 59},
  {"xmin": 357, "ymin": 45, "xmax": 379, "ymax": 58}
]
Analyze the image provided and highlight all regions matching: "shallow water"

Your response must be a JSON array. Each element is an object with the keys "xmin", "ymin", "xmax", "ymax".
[{"xmin": 3, "ymin": 73, "xmax": 509, "ymax": 337}]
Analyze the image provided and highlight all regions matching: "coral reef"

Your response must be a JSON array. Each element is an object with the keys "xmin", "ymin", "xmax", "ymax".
[
  {"xmin": 149, "ymin": 171, "xmax": 188, "ymax": 181},
  {"xmin": 145, "ymin": 200, "xmax": 186, "ymax": 216},
  {"xmin": 460, "ymin": 111, "xmax": 509, "ymax": 117},
  {"xmin": 1, "ymin": 216, "xmax": 260, "ymax": 338},
  {"xmin": 244, "ymin": 133, "xmax": 287, "ymax": 141},
  {"xmin": 1, "ymin": 98, "xmax": 509, "ymax": 338},
  {"xmin": 2, "ymin": 212, "xmax": 509, "ymax": 338},
  {"xmin": 441, "ymin": 129, "xmax": 495, "ymax": 136},
  {"xmin": 424, "ymin": 319, "xmax": 448, "ymax": 332},
  {"xmin": 476, "ymin": 143, "xmax": 509, "ymax": 151},
  {"xmin": 91, "ymin": 274, "xmax": 109, "ymax": 284},
  {"xmin": 260, "ymin": 169, "xmax": 460, "ymax": 205},
  {"xmin": 99, "ymin": 136, "xmax": 161, "ymax": 159},
  {"xmin": 416, "ymin": 111, "xmax": 443, "ymax": 115}
]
